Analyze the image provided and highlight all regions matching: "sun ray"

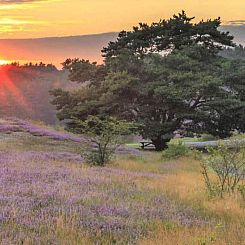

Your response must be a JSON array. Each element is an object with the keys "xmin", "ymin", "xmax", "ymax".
[{"xmin": 0, "ymin": 66, "xmax": 32, "ymax": 113}]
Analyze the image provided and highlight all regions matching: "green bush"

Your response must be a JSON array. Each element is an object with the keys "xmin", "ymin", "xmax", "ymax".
[{"xmin": 162, "ymin": 142, "xmax": 189, "ymax": 160}]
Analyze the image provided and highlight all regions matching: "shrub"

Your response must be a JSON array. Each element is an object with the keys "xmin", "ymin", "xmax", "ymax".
[
  {"xmin": 200, "ymin": 141, "xmax": 245, "ymax": 198},
  {"xmin": 162, "ymin": 142, "xmax": 189, "ymax": 160},
  {"xmin": 82, "ymin": 148, "xmax": 112, "ymax": 166},
  {"xmin": 70, "ymin": 116, "xmax": 136, "ymax": 166}
]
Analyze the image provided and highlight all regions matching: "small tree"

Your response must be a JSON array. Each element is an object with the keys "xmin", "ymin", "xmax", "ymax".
[
  {"xmin": 200, "ymin": 141, "xmax": 245, "ymax": 198},
  {"xmin": 69, "ymin": 116, "xmax": 135, "ymax": 166}
]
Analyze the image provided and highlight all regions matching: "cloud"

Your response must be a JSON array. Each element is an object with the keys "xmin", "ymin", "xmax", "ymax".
[
  {"xmin": 225, "ymin": 20, "xmax": 245, "ymax": 26},
  {"xmin": 0, "ymin": 17, "xmax": 47, "ymax": 35},
  {"xmin": 0, "ymin": 0, "xmax": 45, "ymax": 4},
  {"xmin": 0, "ymin": 17, "xmax": 45, "ymax": 25}
]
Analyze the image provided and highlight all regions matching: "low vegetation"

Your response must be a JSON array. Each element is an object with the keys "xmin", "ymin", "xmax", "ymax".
[{"xmin": 0, "ymin": 119, "xmax": 244, "ymax": 244}]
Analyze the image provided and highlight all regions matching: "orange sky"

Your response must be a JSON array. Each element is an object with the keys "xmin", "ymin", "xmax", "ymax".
[{"xmin": 0, "ymin": 0, "xmax": 244, "ymax": 39}]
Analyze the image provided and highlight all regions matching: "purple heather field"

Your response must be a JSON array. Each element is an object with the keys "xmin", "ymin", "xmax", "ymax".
[{"xmin": 0, "ymin": 118, "xmax": 210, "ymax": 244}]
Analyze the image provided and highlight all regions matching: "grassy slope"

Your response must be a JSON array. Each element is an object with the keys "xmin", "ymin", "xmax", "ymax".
[{"xmin": 0, "ymin": 122, "xmax": 244, "ymax": 244}]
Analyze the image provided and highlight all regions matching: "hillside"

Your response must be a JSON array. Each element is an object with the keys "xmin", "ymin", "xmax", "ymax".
[
  {"xmin": 0, "ymin": 26, "xmax": 244, "ymax": 68},
  {"xmin": 0, "ymin": 66, "xmax": 74, "ymax": 124},
  {"xmin": 0, "ymin": 32, "xmax": 118, "ymax": 68}
]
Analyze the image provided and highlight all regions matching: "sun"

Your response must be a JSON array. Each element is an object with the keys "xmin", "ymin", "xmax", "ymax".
[{"xmin": 0, "ymin": 59, "xmax": 10, "ymax": 65}]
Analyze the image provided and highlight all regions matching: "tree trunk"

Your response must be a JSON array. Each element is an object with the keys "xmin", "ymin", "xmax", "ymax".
[{"xmin": 152, "ymin": 137, "xmax": 170, "ymax": 151}]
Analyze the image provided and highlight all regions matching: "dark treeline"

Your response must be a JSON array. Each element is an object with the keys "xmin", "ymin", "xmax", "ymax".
[{"xmin": 2, "ymin": 62, "xmax": 58, "ymax": 72}]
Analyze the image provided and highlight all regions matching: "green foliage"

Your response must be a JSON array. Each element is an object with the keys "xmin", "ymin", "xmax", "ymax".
[
  {"xmin": 200, "ymin": 141, "xmax": 245, "ymax": 198},
  {"xmin": 102, "ymin": 11, "xmax": 233, "ymax": 59},
  {"xmin": 162, "ymin": 142, "xmax": 189, "ymax": 160},
  {"xmin": 51, "ymin": 11, "xmax": 245, "ymax": 151},
  {"xmin": 62, "ymin": 58, "xmax": 107, "ymax": 85},
  {"xmin": 69, "ymin": 116, "xmax": 136, "ymax": 166}
]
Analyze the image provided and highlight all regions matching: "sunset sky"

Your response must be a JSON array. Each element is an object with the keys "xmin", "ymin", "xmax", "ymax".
[{"xmin": 0, "ymin": 0, "xmax": 244, "ymax": 39}]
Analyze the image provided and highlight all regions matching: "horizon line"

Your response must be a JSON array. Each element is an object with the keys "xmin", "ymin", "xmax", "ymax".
[{"xmin": 0, "ymin": 23, "xmax": 245, "ymax": 40}]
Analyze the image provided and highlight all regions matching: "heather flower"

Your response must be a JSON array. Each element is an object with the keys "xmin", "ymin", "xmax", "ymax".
[{"xmin": 0, "ymin": 120, "xmax": 209, "ymax": 243}]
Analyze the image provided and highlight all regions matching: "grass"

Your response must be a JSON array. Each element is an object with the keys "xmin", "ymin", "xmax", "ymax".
[
  {"xmin": 113, "ymin": 152, "xmax": 245, "ymax": 244},
  {"xmin": 0, "ymin": 120, "xmax": 244, "ymax": 244},
  {"xmin": 0, "ymin": 132, "xmax": 81, "ymax": 153},
  {"xmin": 126, "ymin": 143, "xmax": 140, "ymax": 149}
]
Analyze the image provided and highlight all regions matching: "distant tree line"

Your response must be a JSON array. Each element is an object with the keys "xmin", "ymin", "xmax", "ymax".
[
  {"xmin": 51, "ymin": 11, "xmax": 245, "ymax": 151},
  {"xmin": 2, "ymin": 62, "xmax": 58, "ymax": 72}
]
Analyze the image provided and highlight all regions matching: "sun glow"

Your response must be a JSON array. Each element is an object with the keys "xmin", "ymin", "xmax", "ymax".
[
  {"xmin": 0, "ymin": 66, "xmax": 31, "ymax": 113},
  {"xmin": 0, "ymin": 59, "xmax": 10, "ymax": 65}
]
